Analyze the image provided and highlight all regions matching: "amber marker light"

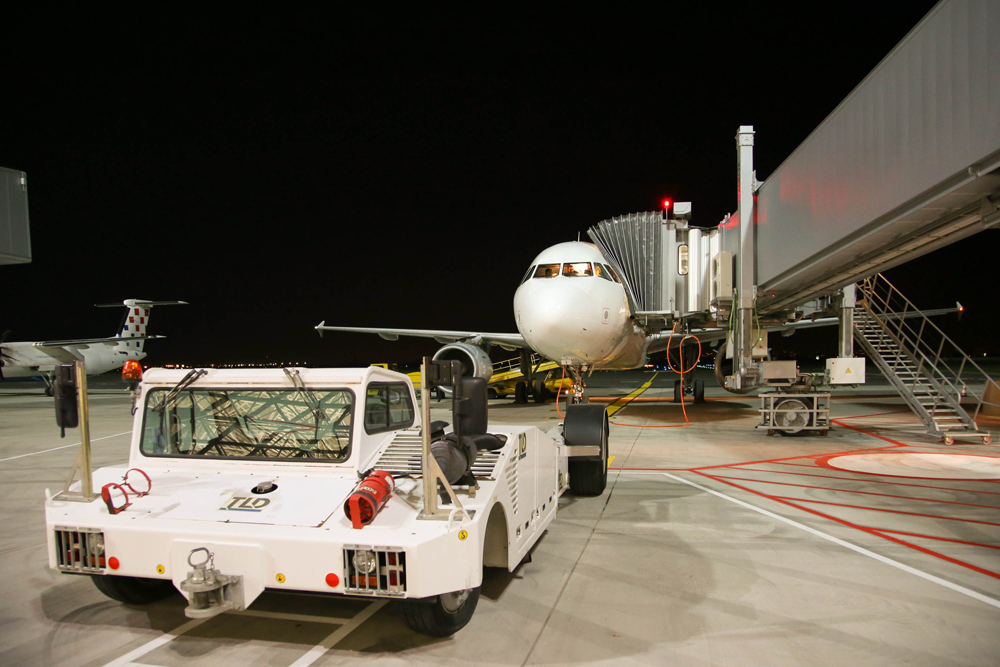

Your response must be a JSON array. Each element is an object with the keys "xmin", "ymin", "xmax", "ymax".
[
  {"xmin": 325, "ymin": 573, "xmax": 340, "ymax": 587},
  {"xmin": 122, "ymin": 359, "xmax": 143, "ymax": 382},
  {"xmin": 108, "ymin": 557, "xmax": 120, "ymax": 570}
]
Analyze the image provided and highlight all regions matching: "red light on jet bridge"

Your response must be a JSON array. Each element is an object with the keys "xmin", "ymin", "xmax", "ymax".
[{"xmin": 662, "ymin": 199, "xmax": 671, "ymax": 209}]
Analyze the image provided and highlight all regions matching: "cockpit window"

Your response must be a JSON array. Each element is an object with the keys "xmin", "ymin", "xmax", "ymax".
[
  {"xmin": 562, "ymin": 262, "xmax": 593, "ymax": 277},
  {"xmin": 521, "ymin": 266, "xmax": 535, "ymax": 285},
  {"xmin": 534, "ymin": 263, "xmax": 561, "ymax": 279},
  {"xmin": 595, "ymin": 263, "xmax": 614, "ymax": 281},
  {"xmin": 604, "ymin": 263, "xmax": 623, "ymax": 284}
]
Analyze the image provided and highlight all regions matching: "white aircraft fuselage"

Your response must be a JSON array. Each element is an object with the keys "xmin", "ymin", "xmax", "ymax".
[
  {"xmin": 514, "ymin": 242, "xmax": 648, "ymax": 369},
  {"xmin": 0, "ymin": 341, "xmax": 146, "ymax": 378}
]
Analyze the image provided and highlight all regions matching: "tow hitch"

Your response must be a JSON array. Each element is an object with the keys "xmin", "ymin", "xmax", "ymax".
[{"xmin": 179, "ymin": 547, "xmax": 245, "ymax": 619}]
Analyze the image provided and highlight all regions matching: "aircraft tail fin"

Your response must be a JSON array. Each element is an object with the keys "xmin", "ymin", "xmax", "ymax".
[{"xmin": 98, "ymin": 299, "xmax": 187, "ymax": 355}]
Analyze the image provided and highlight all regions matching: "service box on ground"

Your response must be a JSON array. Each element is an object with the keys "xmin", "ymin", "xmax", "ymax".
[{"xmin": 826, "ymin": 357, "xmax": 865, "ymax": 384}]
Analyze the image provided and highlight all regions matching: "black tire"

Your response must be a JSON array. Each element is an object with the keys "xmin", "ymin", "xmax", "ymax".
[
  {"xmin": 487, "ymin": 387, "xmax": 498, "ymax": 399},
  {"xmin": 673, "ymin": 380, "xmax": 682, "ymax": 402},
  {"xmin": 566, "ymin": 404, "xmax": 608, "ymax": 496},
  {"xmin": 91, "ymin": 575, "xmax": 177, "ymax": 605},
  {"xmin": 402, "ymin": 586, "xmax": 481, "ymax": 637},
  {"xmin": 514, "ymin": 381, "xmax": 527, "ymax": 403},
  {"xmin": 533, "ymin": 379, "xmax": 547, "ymax": 404},
  {"xmin": 694, "ymin": 379, "xmax": 705, "ymax": 404}
]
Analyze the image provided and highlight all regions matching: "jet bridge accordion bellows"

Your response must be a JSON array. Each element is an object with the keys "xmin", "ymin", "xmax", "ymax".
[{"xmin": 588, "ymin": 211, "xmax": 669, "ymax": 314}]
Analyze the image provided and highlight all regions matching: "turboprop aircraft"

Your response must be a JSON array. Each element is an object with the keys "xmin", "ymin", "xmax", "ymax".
[
  {"xmin": 0, "ymin": 299, "xmax": 186, "ymax": 394},
  {"xmin": 316, "ymin": 240, "xmax": 958, "ymax": 402}
]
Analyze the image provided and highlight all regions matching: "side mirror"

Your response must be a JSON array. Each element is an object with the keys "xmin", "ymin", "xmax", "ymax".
[{"xmin": 53, "ymin": 364, "xmax": 79, "ymax": 437}]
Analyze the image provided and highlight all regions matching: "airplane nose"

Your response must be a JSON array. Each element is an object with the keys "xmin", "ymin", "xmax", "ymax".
[{"xmin": 516, "ymin": 284, "xmax": 602, "ymax": 361}]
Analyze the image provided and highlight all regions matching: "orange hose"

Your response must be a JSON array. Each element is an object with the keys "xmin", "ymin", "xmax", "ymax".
[
  {"xmin": 611, "ymin": 323, "xmax": 703, "ymax": 428},
  {"xmin": 555, "ymin": 365, "xmax": 566, "ymax": 419}
]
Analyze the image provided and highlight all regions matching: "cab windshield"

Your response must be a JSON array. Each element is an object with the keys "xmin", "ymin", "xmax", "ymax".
[{"xmin": 140, "ymin": 387, "xmax": 354, "ymax": 462}]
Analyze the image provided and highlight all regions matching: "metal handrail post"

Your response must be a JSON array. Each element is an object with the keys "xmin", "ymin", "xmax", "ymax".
[
  {"xmin": 420, "ymin": 359, "xmax": 436, "ymax": 516},
  {"xmin": 76, "ymin": 360, "xmax": 93, "ymax": 500}
]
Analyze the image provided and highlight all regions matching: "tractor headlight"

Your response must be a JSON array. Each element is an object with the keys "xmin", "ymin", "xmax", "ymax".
[
  {"xmin": 88, "ymin": 532, "xmax": 105, "ymax": 557},
  {"xmin": 352, "ymin": 550, "xmax": 377, "ymax": 574}
]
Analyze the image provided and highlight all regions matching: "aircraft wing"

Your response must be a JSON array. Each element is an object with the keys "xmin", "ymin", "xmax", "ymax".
[
  {"xmin": 315, "ymin": 322, "xmax": 528, "ymax": 350},
  {"xmin": 34, "ymin": 335, "xmax": 166, "ymax": 348}
]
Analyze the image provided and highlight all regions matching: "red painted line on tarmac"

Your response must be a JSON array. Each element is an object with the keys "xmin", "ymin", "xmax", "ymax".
[
  {"xmin": 707, "ymin": 474, "xmax": 1000, "ymax": 509},
  {"xmin": 766, "ymin": 496, "xmax": 1000, "ymax": 526},
  {"xmin": 871, "ymin": 528, "xmax": 1000, "ymax": 551},
  {"xmin": 829, "ymin": 419, "xmax": 914, "ymax": 447},
  {"xmin": 773, "ymin": 461, "xmax": 828, "ymax": 468},
  {"xmin": 835, "ymin": 410, "xmax": 911, "ymax": 421},
  {"xmin": 695, "ymin": 453, "xmax": 841, "ymax": 471},
  {"xmin": 723, "ymin": 466, "xmax": 1000, "ymax": 495},
  {"xmin": 694, "ymin": 471, "xmax": 1000, "ymax": 581}
]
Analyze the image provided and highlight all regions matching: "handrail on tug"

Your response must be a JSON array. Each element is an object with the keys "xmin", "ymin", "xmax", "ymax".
[{"xmin": 858, "ymin": 274, "xmax": 1000, "ymax": 423}]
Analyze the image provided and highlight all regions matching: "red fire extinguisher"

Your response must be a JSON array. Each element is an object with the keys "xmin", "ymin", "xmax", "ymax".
[{"xmin": 344, "ymin": 470, "xmax": 394, "ymax": 529}]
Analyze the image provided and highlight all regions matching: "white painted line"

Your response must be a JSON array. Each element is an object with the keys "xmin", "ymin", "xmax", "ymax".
[
  {"xmin": 289, "ymin": 600, "xmax": 386, "ymax": 667},
  {"xmin": 235, "ymin": 609, "xmax": 350, "ymax": 625},
  {"xmin": 102, "ymin": 618, "xmax": 208, "ymax": 667},
  {"xmin": 661, "ymin": 472, "xmax": 1000, "ymax": 610},
  {"xmin": 0, "ymin": 430, "xmax": 132, "ymax": 463}
]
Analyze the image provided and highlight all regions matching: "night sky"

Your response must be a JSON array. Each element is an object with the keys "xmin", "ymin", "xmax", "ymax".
[{"xmin": 6, "ymin": 4, "xmax": 990, "ymax": 371}]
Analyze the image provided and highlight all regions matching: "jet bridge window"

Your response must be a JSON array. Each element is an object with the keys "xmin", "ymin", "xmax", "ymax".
[
  {"xmin": 533, "ymin": 263, "xmax": 561, "ymax": 279},
  {"xmin": 364, "ymin": 382, "xmax": 415, "ymax": 434},
  {"xmin": 139, "ymin": 387, "xmax": 354, "ymax": 462},
  {"xmin": 562, "ymin": 262, "xmax": 593, "ymax": 277},
  {"xmin": 678, "ymin": 245, "xmax": 689, "ymax": 275}
]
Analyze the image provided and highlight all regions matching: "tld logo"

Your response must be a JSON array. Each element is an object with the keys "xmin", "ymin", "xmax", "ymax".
[{"xmin": 220, "ymin": 496, "xmax": 271, "ymax": 512}]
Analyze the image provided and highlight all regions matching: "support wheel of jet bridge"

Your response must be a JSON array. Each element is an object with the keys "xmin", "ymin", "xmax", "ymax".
[
  {"xmin": 566, "ymin": 404, "xmax": 609, "ymax": 496},
  {"xmin": 402, "ymin": 586, "xmax": 481, "ymax": 637}
]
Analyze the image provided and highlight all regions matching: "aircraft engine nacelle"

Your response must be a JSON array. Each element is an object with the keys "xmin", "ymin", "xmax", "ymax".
[{"xmin": 432, "ymin": 343, "xmax": 493, "ymax": 382}]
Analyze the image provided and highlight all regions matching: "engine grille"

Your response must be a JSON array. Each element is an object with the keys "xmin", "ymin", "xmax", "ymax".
[
  {"xmin": 343, "ymin": 546, "xmax": 406, "ymax": 596},
  {"xmin": 374, "ymin": 431, "xmax": 504, "ymax": 478},
  {"xmin": 54, "ymin": 527, "xmax": 105, "ymax": 573}
]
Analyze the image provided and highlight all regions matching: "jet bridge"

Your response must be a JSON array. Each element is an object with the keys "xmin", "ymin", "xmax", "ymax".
[{"xmin": 590, "ymin": 0, "xmax": 1000, "ymax": 397}]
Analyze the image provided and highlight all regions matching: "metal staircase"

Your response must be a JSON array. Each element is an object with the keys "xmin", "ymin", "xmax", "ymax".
[{"xmin": 855, "ymin": 275, "xmax": 996, "ymax": 444}]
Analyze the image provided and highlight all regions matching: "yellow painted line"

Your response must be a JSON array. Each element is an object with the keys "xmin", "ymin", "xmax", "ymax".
[
  {"xmin": 608, "ymin": 456, "xmax": 616, "ymax": 465},
  {"xmin": 606, "ymin": 372, "xmax": 659, "ymax": 417}
]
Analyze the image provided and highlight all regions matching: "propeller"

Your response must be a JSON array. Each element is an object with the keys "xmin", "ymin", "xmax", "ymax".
[{"xmin": 0, "ymin": 330, "xmax": 13, "ymax": 381}]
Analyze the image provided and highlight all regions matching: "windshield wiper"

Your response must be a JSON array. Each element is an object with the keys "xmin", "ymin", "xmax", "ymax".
[
  {"xmin": 283, "ymin": 368, "xmax": 327, "ymax": 422},
  {"xmin": 153, "ymin": 369, "xmax": 208, "ymax": 413}
]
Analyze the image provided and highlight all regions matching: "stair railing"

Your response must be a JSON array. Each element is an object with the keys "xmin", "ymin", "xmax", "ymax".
[{"xmin": 858, "ymin": 274, "xmax": 1000, "ymax": 423}]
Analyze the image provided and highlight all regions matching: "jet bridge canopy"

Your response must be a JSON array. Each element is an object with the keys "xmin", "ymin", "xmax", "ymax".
[
  {"xmin": 0, "ymin": 167, "xmax": 30, "ymax": 265},
  {"xmin": 751, "ymin": 0, "xmax": 1000, "ymax": 314}
]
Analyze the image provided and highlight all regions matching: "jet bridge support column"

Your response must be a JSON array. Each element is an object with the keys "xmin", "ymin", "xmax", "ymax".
[
  {"xmin": 838, "ymin": 284, "xmax": 856, "ymax": 358},
  {"xmin": 734, "ymin": 126, "xmax": 757, "ymax": 389}
]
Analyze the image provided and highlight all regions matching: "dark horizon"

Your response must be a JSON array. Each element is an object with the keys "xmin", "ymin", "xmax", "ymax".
[{"xmin": 5, "ymin": 4, "xmax": 994, "ymax": 373}]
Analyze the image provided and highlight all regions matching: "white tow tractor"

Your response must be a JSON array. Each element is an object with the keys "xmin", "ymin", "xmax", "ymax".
[{"xmin": 44, "ymin": 359, "xmax": 608, "ymax": 636}]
